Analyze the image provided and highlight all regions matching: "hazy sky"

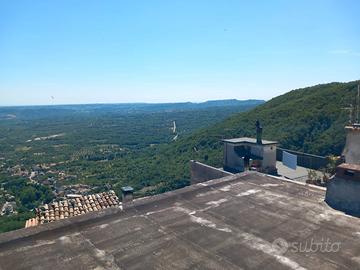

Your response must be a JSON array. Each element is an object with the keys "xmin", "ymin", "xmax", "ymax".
[{"xmin": 1, "ymin": 0, "xmax": 360, "ymax": 106}]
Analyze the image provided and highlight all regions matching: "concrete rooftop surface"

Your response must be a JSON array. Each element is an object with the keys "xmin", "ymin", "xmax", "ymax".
[
  {"xmin": 222, "ymin": 137, "xmax": 278, "ymax": 145},
  {"xmin": 275, "ymin": 161, "xmax": 324, "ymax": 182},
  {"xmin": 1, "ymin": 172, "xmax": 360, "ymax": 270}
]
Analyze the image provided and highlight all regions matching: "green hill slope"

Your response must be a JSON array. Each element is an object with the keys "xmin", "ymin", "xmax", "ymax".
[
  {"xmin": 190, "ymin": 80, "xmax": 359, "ymax": 157},
  {"xmin": 130, "ymin": 80, "xmax": 359, "ymax": 194}
]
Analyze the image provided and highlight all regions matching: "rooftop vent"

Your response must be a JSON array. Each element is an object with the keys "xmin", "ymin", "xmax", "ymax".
[{"xmin": 121, "ymin": 186, "xmax": 134, "ymax": 204}]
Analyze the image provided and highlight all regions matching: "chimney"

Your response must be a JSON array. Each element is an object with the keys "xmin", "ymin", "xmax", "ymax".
[
  {"xmin": 256, "ymin": 120, "xmax": 263, "ymax": 144},
  {"xmin": 121, "ymin": 186, "xmax": 134, "ymax": 205},
  {"xmin": 343, "ymin": 125, "xmax": 360, "ymax": 164}
]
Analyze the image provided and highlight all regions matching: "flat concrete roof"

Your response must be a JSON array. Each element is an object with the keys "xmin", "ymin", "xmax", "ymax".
[
  {"xmin": 222, "ymin": 137, "xmax": 278, "ymax": 145},
  {"xmin": 276, "ymin": 161, "xmax": 309, "ymax": 182},
  {"xmin": 276, "ymin": 161, "xmax": 326, "ymax": 182},
  {"xmin": 1, "ymin": 172, "xmax": 360, "ymax": 269}
]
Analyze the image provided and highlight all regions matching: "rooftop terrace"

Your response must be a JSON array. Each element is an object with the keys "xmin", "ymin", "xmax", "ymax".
[
  {"xmin": 222, "ymin": 137, "xmax": 278, "ymax": 145},
  {"xmin": 1, "ymin": 172, "xmax": 360, "ymax": 269}
]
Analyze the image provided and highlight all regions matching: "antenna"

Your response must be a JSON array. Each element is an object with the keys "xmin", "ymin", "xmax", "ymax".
[
  {"xmin": 343, "ymin": 105, "xmax": 354, "ymax": 124},
  {"xmin": 344, "ymin": 83, "xmax": 360, "ymax": 125}
]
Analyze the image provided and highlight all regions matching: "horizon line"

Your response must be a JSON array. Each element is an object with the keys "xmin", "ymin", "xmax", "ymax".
[{"xmin": 0, "ymin": 98, "xmax": 266, "ymax": 108}]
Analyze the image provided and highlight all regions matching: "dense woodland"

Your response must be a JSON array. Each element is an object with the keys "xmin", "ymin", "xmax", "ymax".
[
  {"xmin": 148, "ymin": 81, "xmax": 359, "ymax": 185},
  {"xmin": 0, "ymin": 100, "xmax": 262, "ymax": 232},
  {"xmin": 110, "ymin": 80, "xmax": 358, "ymax": 198},
  {"xmin": 0, "ymin": 80, "xmax": 358, "ymax": 233}
]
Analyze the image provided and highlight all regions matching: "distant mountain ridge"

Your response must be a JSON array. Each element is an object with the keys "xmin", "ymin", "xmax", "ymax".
[
  {"xmin": 0, "ymin": 99, "xmax": 265, "ymax": 119},
  {"xmin": 196, "ymin": 99, "xmax": 264, "ymax": 108}
]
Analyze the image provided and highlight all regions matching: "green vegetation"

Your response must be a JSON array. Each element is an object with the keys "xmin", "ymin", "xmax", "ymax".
[
  {"xmin": 0, "ymin": 176, "xmax": 54, "ymax": 233},
  {"xmin": 4, "ymin": 178, "xmax": 54, "ymax": 209},
  {"xmin": 0, "ymin": 212, "xmax": 34, "ymax": 234},
  {"xmin": 188, "ymin": 82, "xmax": 358, "ymax": 156},
  {"xmin": 113, "ymin": 80, "xmax": 359, "ymax": 196},
  {"xmin": 0, "ymin": 100, "xmax": 261, "ymax": 232},
  {"xmin": 0, "ymin": 80, "xmax": 358, "ymax": 233}
]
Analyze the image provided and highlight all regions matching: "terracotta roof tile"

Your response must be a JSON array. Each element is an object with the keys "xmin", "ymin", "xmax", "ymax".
[{"xmin": 25, "ymin": 190, "xmax": 120, "ymax": 228}]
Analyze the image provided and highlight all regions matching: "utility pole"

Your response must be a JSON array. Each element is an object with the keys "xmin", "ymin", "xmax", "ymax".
[{"xmin": 344, "ymin": 104, "xmax": 354, "ymax": 124}]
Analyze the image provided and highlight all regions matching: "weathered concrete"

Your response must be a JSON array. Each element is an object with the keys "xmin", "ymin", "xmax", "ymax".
[
  {"xmin": 223, "ymin": 142, "xmax": 245, "ymax": 172},
  {"xmin": 223, "ymin": 137, "xmax": 277, "ymax": 174},
  {"xmin": 325, "ymin": 163, "xmax": 360, "ymax": 216},
  {"xmin": 342, "ymin": 125, "xmax": 360, "ymax": 164},
  {"xmin": 326, "ymin": 176, "xmax": 360, "ymax": 216},
  {"xmin": 1, "ymin": 172, "xmax": 360, "ymax": 270},
  {"xmin": 190, "ymin": 160, "xmax": 233, "ymax": 184}
]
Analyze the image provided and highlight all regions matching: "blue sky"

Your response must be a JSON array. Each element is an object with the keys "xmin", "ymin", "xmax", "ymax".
[{"xmin": 1, "ymin": 0, "xmax": 359, "ymax": 105}]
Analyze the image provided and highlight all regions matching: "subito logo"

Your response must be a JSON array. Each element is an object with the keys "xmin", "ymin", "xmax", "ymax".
[{"xmin": 272, "ymin": 238, "xmax": 289, "ymax": 255}]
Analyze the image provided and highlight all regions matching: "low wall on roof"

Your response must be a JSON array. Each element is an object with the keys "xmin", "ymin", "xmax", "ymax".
[
  {"xmin": 277, "ymin": 148, "xmax": 328, "ymax": 170},
  {"xmin": 190, "ymin": 160, "xmax": 233, "ymax": 185}
]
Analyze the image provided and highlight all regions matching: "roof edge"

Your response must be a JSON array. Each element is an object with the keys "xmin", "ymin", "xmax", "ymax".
[
  {"xmin": 0, "ymin": 172, "xmax": 249, "ymax": 246},
  {"xmin": 0, "ymin": 171, "xmax": 325, "ymax": 247}
]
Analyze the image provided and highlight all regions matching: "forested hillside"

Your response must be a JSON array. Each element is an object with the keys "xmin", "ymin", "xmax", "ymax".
[
  {"xmin": 0, "ymin": 80, "xmax": 359, "ymax": 233},
  {"xmin": 128, "ymin": 80, "xmax": 359, "ymax": 194},
  {"xmin": 181, "ymin": 81, "xmax": 359, "ymax": 158},
  {"xmin": 0, "ymin": 100, "xmax": 262, "ymax": 232}
]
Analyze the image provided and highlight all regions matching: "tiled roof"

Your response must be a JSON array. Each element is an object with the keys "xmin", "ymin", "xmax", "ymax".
[{"xmin": 25, "ymin": 190, "xmax": 120, "ymax": 228}]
